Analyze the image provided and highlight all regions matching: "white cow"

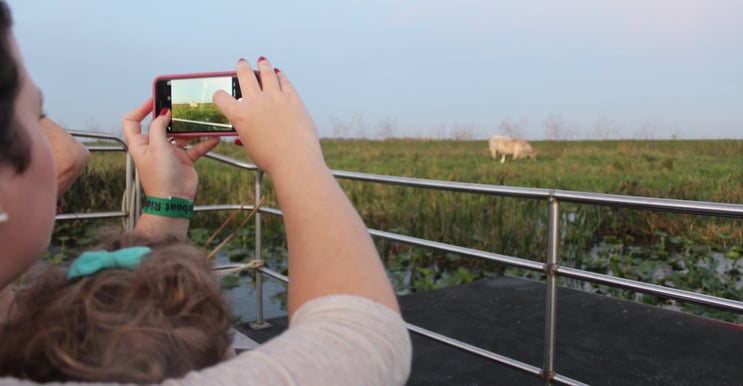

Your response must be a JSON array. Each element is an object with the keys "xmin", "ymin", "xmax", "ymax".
[{"xmin": 488, "ymin": 135, "xmax": 537, "ymax": 163}]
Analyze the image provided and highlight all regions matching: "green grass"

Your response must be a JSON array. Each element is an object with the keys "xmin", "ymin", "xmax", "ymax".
[{"xmin": 62, "ymin": 138, "xmax": 743, "ymax": 247}]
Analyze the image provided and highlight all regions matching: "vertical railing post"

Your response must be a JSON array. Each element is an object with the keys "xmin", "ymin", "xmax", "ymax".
[
  {"xmin": 124, "ymin": 153, "xmax": 138, "ymax": 231},
  {"xmin": 250, "ymin": 170, "xmax": 271, "ymax": 329},
  {"xmin": 542, "ymin": 195, "xmax": 560, "ymax": 384}
]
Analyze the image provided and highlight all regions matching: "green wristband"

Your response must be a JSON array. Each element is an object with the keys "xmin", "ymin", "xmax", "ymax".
[{"xmin": 143, "ymin": 196, "xmax": 194, "ymax": 219}]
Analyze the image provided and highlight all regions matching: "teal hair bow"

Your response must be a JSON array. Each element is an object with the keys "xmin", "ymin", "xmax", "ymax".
[{"xmin": 67, "ymin": 246, "xmax": 152, "ymax": 280}]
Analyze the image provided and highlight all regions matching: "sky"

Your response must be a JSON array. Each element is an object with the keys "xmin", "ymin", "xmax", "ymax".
[
  {"xmin": 170, "ymin": 77, "xmax": 232, "ymax": 104},
  {"xmin": 7, "ymin": 0, "xmax": 743, "ymax": 140}
]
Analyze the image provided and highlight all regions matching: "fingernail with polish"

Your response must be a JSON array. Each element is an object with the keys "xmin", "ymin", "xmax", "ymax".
[
  {"xmin": 159, "ymin": 107, "xmax": 170, "ymax": 117},
  {"xmin": 237, "ymin": 58, "xmax": 246, "ymax": 64},
  {"xmin": 258, "ymin": 56, "xmax": 267, "ymax": 62},
  {"xmin": 274, "ymin": 68, "xmax": 281, "ymax": 74}
]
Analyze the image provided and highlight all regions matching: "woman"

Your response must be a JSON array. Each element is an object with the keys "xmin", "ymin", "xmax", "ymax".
[{"xmin": 0, "ymin": 1, "xmax": 411, "ymax": 384}]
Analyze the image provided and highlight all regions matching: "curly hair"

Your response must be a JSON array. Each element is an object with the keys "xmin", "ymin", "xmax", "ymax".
[
  {"xmin": 0, "ymin": 232, "xmax": 234, "ymax": 383},
  {"xmin": 0, "ymin": 1, "xmax": 31, "ymax": 174}
]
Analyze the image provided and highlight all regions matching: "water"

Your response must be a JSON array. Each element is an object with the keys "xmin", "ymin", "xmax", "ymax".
[{"xmin": 212, "ymin": 251, "xmax": 288, "ymax": 323}]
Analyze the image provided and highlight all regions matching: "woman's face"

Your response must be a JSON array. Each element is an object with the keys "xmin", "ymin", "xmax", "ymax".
[{"xmin": 0, "ymin": 33, "xmax": 57, "ymax": 288}]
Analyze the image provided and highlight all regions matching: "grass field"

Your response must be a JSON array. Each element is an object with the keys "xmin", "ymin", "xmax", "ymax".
[{"xmin": 55, "ymin": 138, "xmax": 743, "ymax": 320}]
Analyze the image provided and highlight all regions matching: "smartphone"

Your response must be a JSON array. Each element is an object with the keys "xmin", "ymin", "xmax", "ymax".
[{"xmin": 152, "ymin": 71, "xmax": 241, "ymax": 137}]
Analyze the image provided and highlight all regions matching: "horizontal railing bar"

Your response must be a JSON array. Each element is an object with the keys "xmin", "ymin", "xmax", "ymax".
[
  {"xmin": 406, "ymin": 324, "xmax": 590, "ymax": 386},
  {"xmin": 56, "ymin": 211, "xmax": 127, "ymax": 221},
  {"xmin": 68, "ymin": 131, "xmax": 128, "ymax": 147},
  {"xmin": 558, "ymin": 266, "xmax": 743, "ymax": 314},
  {"xmin": 330, "ymin": 169, "xmax": 743, "ymax": 218},
  {"xmin": 187, "ymin": 204, "xmax": 283, "ymax": 215},
  {"xmin": 254, "ymin": 264, "xmax": 583, "ymax": 384},
  {"xmin": 251, "ymin": 260, "xmax": 583, "ymax": 385},
  {"xmin": 253, "ymin": 267, "xmax": 585, "ymax": 385},
  {"xmin": 195, "ymin": 204, "xmax": 257, "ymax": 213},
  {"xmin": 257, "ymin": 267, "xmax": 289, "ymax": 283},
  {"xmin": 166, "ymin": 204, "xmax": 282, "ymax": 219},
  {"xmin": 258, "ymin": 207, "xmax": 283, "ymax": 216},
  {"xmin": 253, "ymin": 260, "xmax": 577, "ymax": 384},
  {"xmin": 369, "ymin": 229, "xmax": 545, "ymax": 272},
  {"xmin": 552, "ymin": 190, "xmax": 743, "ymax": 218},
  {"xmin": 57, "ymin": 206, "xmax": 267, "ymax": 220},
  {"xmin": 87, "ymin": 145, "xmax": 126, "ymax": 152},
  {"xmin": 332, "ymin": 169, "xmax": 551, "ymax": 199},
  {"xmin": 406, "ymin": 324, "xmax": 543, "ymax": 377},
  {"xmin": 370, "ymin": 225, "xmax": 743, "ymax": 314},
  {"xmin": 195, "ymin": 152, "xmax": 743, "ymax": 218},
  {"xmin": 204, "ymin": 152, "xmax": 258, "ymax": 170},
  {"xmin": 244, "ymin": 211, "xmax": 743, "ymax": 314},
  {"xmin": 552, "ymin": 373, "xmax": 592, "ymax": 386}
]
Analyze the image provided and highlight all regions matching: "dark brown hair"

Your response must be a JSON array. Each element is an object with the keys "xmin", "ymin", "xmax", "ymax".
[
  {"xmin": 0, "ymin": 1, "xmax": 30, "ymax": 174},
  {"xmin": 0, "ymin": 232, "xmax": 233, "ymax": 383}
]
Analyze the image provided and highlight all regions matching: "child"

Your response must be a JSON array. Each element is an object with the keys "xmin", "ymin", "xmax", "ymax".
[{"xmin": 0, "ymin": 232, "xmax": 234, "ymax": 383}]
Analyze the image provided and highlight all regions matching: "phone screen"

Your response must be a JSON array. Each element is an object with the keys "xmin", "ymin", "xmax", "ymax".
[{"xmin": 154, "ymin": 73, "xmax": 240, "ymax": 135}]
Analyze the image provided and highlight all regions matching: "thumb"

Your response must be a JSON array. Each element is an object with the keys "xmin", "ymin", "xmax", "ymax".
[
  {"xmin": 148, "ymin": 109, "xmax": 172, "ymax": 147},
  {"xmin": 121, "ymin": 98, "xmax": 153, "ymax": 145}
]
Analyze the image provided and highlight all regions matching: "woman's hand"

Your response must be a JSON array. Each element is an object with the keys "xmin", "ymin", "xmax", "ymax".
[
  {"xmin": 213, "ymin": 58, "xmax": 401, "ymax": 316},
  {"xmin": 213, "ymin": 58, "xmax": 325, "ymax": 176},
  {"xmin": 121, "ymin": 98, "xmax": 219, "ymax": 200}
]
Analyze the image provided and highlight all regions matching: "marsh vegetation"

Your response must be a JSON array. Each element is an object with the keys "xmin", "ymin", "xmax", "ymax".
[{"xmin": 51, "ymin": 138, "xmax": 743, "ymax": 322}]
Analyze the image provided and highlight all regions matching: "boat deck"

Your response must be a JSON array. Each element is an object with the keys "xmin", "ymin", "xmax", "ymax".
[{"xmin": 236, "ymin": 276, "xmax": 743, "ymax": 385}]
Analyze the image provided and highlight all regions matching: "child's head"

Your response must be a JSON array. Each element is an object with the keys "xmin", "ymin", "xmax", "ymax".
[{"xmin": 0, "ymin": 232, "xmax": 233, "ymax": 383}]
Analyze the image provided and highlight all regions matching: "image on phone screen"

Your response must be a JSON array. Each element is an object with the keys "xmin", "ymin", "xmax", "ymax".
[{"xmin": 154, "ymin": 74, "xmax": 240, "ymax": 135}]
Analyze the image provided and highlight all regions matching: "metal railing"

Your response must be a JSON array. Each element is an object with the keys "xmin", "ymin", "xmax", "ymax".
[
  {"xmin": 64, "ymin": 132, "xmax": 743, "ymax": 386},
  {"xmin": 58, "ymin": 132, "xmax": 139, "ymax": 230},
  {"xmin": 307, "ymin": 171, "xmax": 743, "ymax": 386}
]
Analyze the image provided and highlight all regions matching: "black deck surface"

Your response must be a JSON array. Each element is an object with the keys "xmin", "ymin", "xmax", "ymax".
[{"xmin": 237, "ymin": 276, "xmax": 743, "ymax": 385}]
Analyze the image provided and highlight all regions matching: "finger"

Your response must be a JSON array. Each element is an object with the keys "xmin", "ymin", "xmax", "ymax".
[
  {"xmin": 185, "ymin": 137, "xmax": 220, "ymax": 161},
  {"xmin": 256, "ymin": 57, "xmax": 280, "ymax": 92},
  {"xmin": 148, "ymin": 109, "xmax": 173, "ymax": 148},
  {"xmin": 274, "ymin": 68, "xmax": 296, "ymax": 95},
  {"xmin": 236, "ymin": 58, "xmax": 261, "ymax": 98},
  {"xmin": 213, "ymin": 90, "xmax": 239, "ymax": 120},
  {"xmin": 253, "ymin": 70, "xmax": 262, "ymax": 90},
  {"xmin": 121, "ymin": 98, "xmax": 153, "ymax": 142}
]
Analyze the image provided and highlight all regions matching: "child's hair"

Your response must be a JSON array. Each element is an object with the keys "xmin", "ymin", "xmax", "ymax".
[{"xmin": 0, "ymin": 232, "xmax": 233, "ymax": 383}]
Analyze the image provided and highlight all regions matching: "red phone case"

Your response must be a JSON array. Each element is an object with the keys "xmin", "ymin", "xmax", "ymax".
[{"xmin": 152, "ymin": 71, "xmax": 238, "ymax": 137}]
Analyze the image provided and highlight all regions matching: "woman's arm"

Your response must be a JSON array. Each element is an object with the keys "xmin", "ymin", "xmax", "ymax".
[{"xmin": 214, "ymin": 58, "xmax": 399, "ymax": 317}]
